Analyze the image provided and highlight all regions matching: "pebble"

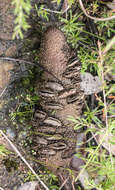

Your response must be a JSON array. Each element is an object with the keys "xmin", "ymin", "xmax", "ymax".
[
  {"xmin": 17, "ymin": 181, "xmax": 38, "ymax": 190},
  {"xmin": 70, "ymin": 155, "xmax": 84, "ymax": 171}
]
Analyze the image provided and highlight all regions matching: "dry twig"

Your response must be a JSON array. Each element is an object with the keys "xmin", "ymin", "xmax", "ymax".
[
  {"xmin": 0, "ymin": 87, "xmax": 7, "ymax": 98},
  {"xmin": 41, "ymin": 5, "xmax": 70, "ymax": 14},
  {"xmin": 59, "ymin": 176, "xmax": 70, "ymax": 190},
  {"xmin": 98, "ymin": 40, "xmax": 113, "ymax": 167},
  {"xmin": 79, "ymin": 0, "xmax": 115, "ymax": 21},
  {"xmin": 0, "ymin": 130, "xmax": 49, "ymax": 190}
]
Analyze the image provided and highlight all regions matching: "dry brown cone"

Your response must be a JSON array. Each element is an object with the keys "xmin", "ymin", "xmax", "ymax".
[{"xmin": 33, "ymin": 26, "xmax": 85, "ymax": 189}]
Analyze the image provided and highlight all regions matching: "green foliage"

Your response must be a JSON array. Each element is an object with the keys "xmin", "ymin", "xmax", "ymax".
[
  {"xmin": 0, "ymin": 145, "xmax": 11, "ymax": 157},
  {"xmin": 12, "ymin": 0, "xmax": 76, "ymax": 39},
  {"xmin": 85, "ymin": 153, "xmax": 115, "ymax": 190},
  {"xmin": 60, "ymin": 10, "xmax": 104, "ymax": 49},
  {"xmin": 70, "ymin": 36, "xmax": 115, "ymax": 189},
  {"xmin": 24, "ymin": 171, "xmax": 36, "ymax": 181},
  {"xmin": 10, "ymin": 90, "xmax": 39, "ymax": 123},
  {"xmin": 9, "ymin": 68, "xmax": 39, "ymax": 124},
  {"xmin": 12, "ymin": 0, "xmax": 32, "ymax": 39},
  {"xmin": 39, "ymin": 171, "xmax": 59, "ymax": 190},
  {"xmin": 60, "ymin": 11, "xmax": 85, "ymax": 47},
  {"xmin": 24, "ymin": 162, "xmax": 59, "ymax": 189},
  {"xmin": 78, "ymin": 47, "xmax": 98, "ymax": 73},
  {"xmin": 72, "ymin": 112, "xmax": 115, "ymax": 189},
  {"xmin": 35, "ymin": 4, "xmax": 49, "ymax": 21},
  {"xmin": 96, "ymin": 12, "xmax": 115, "ymax": 38}
]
